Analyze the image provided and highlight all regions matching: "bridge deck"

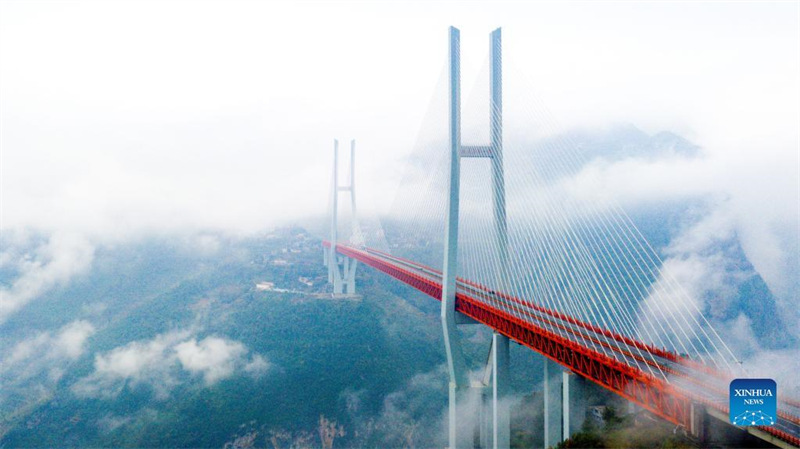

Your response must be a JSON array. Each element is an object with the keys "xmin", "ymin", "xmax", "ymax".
[{"xmin": 324, "ymin": 242, "xmax": 800, "ymax": 447}]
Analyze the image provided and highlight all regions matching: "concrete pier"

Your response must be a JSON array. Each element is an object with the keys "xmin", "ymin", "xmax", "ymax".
[{"xmin": 543, "ymin": 359, "xmax": 586, "ymax": 448}]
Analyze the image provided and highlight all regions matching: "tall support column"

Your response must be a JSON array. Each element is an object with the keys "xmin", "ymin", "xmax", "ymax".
[
  {"xmin": 544, "ymin": 362, "xmax": 585, "ymax": 447},
  {"xmin": 340, "ymin": 258, "xmax": 351, "ymax": 294},
  {"xmin": 689, "ymin": 403, "xmax": 707, "ymax": 444},
  {"xmin": 562, "ymin": 371, "xmax": 585, "ymax": 440},
  {"xmin": 562, "ymin": 372, "xmax": 569, "ymax": 443},
  {"xmin": 480, "ymin": 387, "xmax": 491, "ymax": 449},
  {"xmin": 543, "ymin": 360, "xmax": 563, "ymax": 449},
  {"xmin": 492, "ymin": 332, "xmax": 510, "ymax": 449},
  {"xmin": 442, "ymin": 26, "xmax": 469, "ymax": 449},
  {"xmin": 344, "ymin": 257, "xmax": 357, "ymax": 294}
]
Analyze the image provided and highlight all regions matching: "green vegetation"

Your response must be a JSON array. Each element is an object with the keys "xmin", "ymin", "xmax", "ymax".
[
  {"xmin": 553, "ymin": 406, "xmax": 697, "ymax": 449},
  {"xmin": 0, "ymin": 227, "xmax": 768, "ymax": 448},
  {"xmin": 0, "ymin": 228, "xmax": 451, "ymax": 447}
]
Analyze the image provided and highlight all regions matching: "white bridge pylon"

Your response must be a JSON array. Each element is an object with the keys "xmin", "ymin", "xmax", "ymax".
[
  {"xmin": 322, "ymin": 28, "xmax": 587, "ymax": 449},
  {"xmin": 324, "ymin": 139, "xmax": 358, "ymax": 295},
  {"xmin": 441, "ymin": 26, "xmax": 511, "ymax": 449}
]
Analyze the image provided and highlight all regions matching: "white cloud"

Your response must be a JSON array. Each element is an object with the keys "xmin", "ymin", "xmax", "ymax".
[
  {"xmin": 2, "ymin": 320, "xmax": 95, "ymax": 375},
  {"xmin": 81, "ymin": 330, "xmax": 190, "ymax": 398},
  {"xmin": 0, "ymin": 320, "xmax": 95, "ymax": 410},
  {"xmin": 551, "ymin": 151, "xmax": 798, "ymax": 343},
  {"xmin": 175, "ymin": 337, "xmax": 248, "ymax": 385},
  {"xmin": 556, "ymin": 155, "xmax": 717, "ymax": 206},
  {"xmin": 629, "ymin": 200, "xmax": 800, "ymax": 382},
  {"xmin": 243, "ymin": 354, "xmax": 270, "ymax": 378},
  {"xmin": 55, "ymin": 319, "xmax": 96, "ymax": 359},
  {"xmin": 0, "ymin": 1, "xmax": 795, "ymax": 239},
  {"xmin": 715, "ymin": 313, "xmax": 800, "ymax": 399},
  {"xmin": 95, "ymin": 408, "xmax": 159, "ymax": 434},
  {"xmin": 0, "ymin": 2, "xmax": 794, "ymax": 356},
  {"xmin": 72, "ymin": 331, "xmax": 269, "ymax": 399},
  {"xmin": 743, "ymin": 348, "xmax": 800, "ymax": 400},
  {"xmin": 665, "ymin": 207, "xmax": 736, "ymax": 256},
  {"xmin": 0, "ymin": 232, "xmax": 95, "ymax": 323},
  {"xmin": 0, "ymin": 0, "xmax": 796, "ymax": 425},
  {"xmin": 636, "ymin": 256, "xmax": 708, "ymax": 346},
  {"xmin": 96, "ymin": 414, "xmax": 133, "ymax": 434}
]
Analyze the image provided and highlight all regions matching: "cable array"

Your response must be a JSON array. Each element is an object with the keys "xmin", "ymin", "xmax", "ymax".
[
  {"xmin": 336, "ymin": 50, "xmax": 742, "ymax": 384},
  {"xmin": 324, "ymin": 42, "xmax": 800, "ymax": 444}
]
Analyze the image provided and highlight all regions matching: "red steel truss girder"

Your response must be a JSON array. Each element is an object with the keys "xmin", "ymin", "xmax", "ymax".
[
  {"xmin": 455, "ymin": 296, "xmax": 690, "ymax": 426},
  {"xmin": 333, "ymin": 244, "xmax": 714, "ymax": 377},
  {"xmin": 330, "ymin": 243, "xmax": 692, "ymax": 427},
  {"xmin": 361, "ymin": 246, "xmax": 709, "ymax": 374},
  {"xmin": 327, "ymin": 243, "xmax": 799, "ymax": 445}
]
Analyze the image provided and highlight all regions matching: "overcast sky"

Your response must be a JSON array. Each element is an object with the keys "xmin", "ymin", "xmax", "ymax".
[
  {"xmin": 1, "ymin": 0, "xmax": 798, "ymax": 239},
  {"xmin": 1, "ymin": 1, "xmax": 800, "ymax": 389}
]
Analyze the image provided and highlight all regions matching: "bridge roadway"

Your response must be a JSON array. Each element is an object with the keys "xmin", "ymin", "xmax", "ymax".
[{"xmin": 324, "ymin": 241, "xmax": 800, "ymax": 447}]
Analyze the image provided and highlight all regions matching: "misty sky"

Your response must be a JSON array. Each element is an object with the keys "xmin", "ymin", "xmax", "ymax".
[
  {"xmin": 2, "ymin": 0, "xmax": 797, "ymax": 237},
  {"xmin": 1, "ymin": 0, "xmax": 800, "ymax": 402}
]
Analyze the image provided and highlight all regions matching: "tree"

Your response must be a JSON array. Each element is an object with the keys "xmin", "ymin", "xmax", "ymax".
[{"xmin": 318, "ymin": 415, "xmax": 345, "ymax": 449}]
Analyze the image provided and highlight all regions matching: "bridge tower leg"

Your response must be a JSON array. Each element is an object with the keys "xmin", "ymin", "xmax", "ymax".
[
  {"xmin": 329, "ymin": 139, "xmax": 341, "ymax": 292},
  {"xmin": 543, "ymin": 360, "xmax": 586, "ymax": 447},
  {"xmin": 491, "ymin": 331, "xmax": 510, "ymax": 448},
  {"xmin": 488, "ymin": 26, "xmax": 511, "ymax": 449},
  {"xmin": 441, "ymin": 26, "xmax": 509, "ymax": 449},
  {"xmin": 442, "ymin": 26, "xmax": 470, "ymax": 449},
  {"xmin": 689, "ymin": 403, "xmax": 707, "ymax": 444},
  {"xmin": 562, "ymin": 370, "xmax": 586, "ymax": 441},
  {"xmin": 345, "ymin": 140, "xmax": 359, "ymax": 294},
  {"xmin": 326, "ymin": 139, "xmax": 358, "ymax": 296},
  {"xmin": 543, "ymin": 360, "xmax": 563, "ymax": 449}
]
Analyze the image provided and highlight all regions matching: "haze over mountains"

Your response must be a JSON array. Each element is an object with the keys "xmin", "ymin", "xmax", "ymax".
[{"xmin": 1, "ymin": 125, "xmax": 795, "ymax": 447}]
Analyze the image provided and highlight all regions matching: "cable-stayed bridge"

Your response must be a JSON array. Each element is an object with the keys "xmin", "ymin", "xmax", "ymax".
[{"xmin": 323, "ymin": 27, "xmax": 800, "ymax": 449}]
